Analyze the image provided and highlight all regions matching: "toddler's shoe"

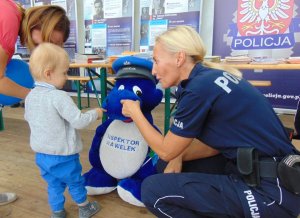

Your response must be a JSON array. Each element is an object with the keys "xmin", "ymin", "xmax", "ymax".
[
  {"xmin": 51, "ymin": 209, "xmax": 66, "ymax": 218},
  {"xmin": 79, "ymin": 201, "xmax": 101, "ymax": 218}
]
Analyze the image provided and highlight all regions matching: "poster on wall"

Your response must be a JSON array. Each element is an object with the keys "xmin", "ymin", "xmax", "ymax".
[
  {"xmin": 139, "ymin": 0, "xmax": 202, "ymax": 52},
  {"xmin": 84, "ymin": 0, "xmax": 134, "ymax": 57},
  {"xmin": 213, "ymin": 0, "xmax": 300, "ymax": 111},
  {"xmin": 33, "ymin": 0, "xmax": 77, "ymax": 59},
  {"xmin": 15, "ymin": 0, "xmax": 31, "ymax": 8}
]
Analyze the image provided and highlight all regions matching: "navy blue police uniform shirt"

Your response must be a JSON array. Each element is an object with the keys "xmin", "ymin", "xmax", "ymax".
[{"xmin": 170, "ymin": 63, "xmax": 296, "ymax": 159}]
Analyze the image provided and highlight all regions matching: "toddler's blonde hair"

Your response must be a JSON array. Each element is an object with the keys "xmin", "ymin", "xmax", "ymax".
[{"xmin": 29, "ymin": 43, "xmax": 69, "ymax": 81}]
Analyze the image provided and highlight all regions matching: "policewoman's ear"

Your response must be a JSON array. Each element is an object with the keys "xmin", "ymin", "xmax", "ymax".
[{"xmin": 176, "ymin": 51, "xmax": 186, "ymax": 67}]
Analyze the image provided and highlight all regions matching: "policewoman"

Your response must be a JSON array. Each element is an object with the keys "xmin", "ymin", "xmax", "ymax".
[{"xmin": 120, "ymin": 25, "xmax": 300, "ymax": 218}]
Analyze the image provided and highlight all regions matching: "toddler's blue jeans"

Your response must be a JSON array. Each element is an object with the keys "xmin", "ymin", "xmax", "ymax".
[{"xmin": 36, "ymin": 153, "xmax": 87, "ymax": 212}]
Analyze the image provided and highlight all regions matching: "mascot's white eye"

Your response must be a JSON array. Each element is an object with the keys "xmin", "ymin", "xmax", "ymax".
[
  {"xmin": 118, "ymin": 85, "xmax": 125, "ymax": 90},
  {"xmin": 133, "ymin": 86, "xmax": 142, "ymax": 96}
]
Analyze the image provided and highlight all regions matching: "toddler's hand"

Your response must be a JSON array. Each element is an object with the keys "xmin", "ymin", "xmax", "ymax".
[{"xmin": 95, "ymin": 108, "xmax": 106, "ymax": 120}]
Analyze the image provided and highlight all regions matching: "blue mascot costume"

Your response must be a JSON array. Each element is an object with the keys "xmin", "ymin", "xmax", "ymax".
[{"xmin": 84, "ymin": 56, "xmax": 163, "ymax": 206}]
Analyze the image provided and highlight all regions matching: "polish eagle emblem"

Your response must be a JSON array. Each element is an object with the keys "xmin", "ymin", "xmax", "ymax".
[{"xmin": 237, "ymin": 0, "xmax": 294, "ymax": 36}]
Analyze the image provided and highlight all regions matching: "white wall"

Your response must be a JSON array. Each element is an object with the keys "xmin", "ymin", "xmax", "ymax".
[
  {"xmin": 200, "ymin": 0, "xmax": 215, "ymax": 55},
  {"xmin": 75, "ymin": 0, "xmax": 85, "ymax": 53}
]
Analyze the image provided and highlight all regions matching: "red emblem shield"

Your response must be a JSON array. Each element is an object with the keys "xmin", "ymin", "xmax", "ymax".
[{"xmin": 237, "ymin": 0, "xmax": 294, "ymax": 36}]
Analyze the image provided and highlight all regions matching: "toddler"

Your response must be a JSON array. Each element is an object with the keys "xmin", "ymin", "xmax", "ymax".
[{"xmin": 25, "ymin": 43, "xmax": 102, "ymax": 218}]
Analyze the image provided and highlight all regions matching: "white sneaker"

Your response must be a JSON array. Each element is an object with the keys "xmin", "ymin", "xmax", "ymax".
[{"xmin": 0, "ymin": 193, "xmax": 17, "ymax": 206}]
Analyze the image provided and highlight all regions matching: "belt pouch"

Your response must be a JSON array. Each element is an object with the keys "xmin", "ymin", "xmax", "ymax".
[{"xmin": 237, "ymin": 147, "xmax": 260, "ymax": 187}]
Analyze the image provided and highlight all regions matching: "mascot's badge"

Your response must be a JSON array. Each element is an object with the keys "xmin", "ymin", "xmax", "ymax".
[
  {"xmin": 123, "ymin": 61, "xmax": 131, "ymax": 65},
  {"xmin": 229, "ymin": 0, "xmax": 298, "ymax": 50}
]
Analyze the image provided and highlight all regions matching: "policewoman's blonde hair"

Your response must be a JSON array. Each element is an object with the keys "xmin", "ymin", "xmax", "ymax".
[
  {"xmin": 155, "ymin": 25, "xmax": 242, "ymax": 77},
  {"xmin": 20, "ymin": 5, "xmax": 70, "ymax": 51},
  {"xmin": 29, "ymin": 43, "xmax": 69, "ymax": 81}
]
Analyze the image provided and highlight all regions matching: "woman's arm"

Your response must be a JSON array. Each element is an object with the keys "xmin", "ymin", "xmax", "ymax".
[
  {"xmin": 0, "ymin": 46, "xmax": 30, "ymax": 99},
  {"xmin": 164, "ymin": 139, "xmax": 220, "ymax": 173},
  {"xmin": 181, "ymin": 139, "xmax": 220, "ymax": 161},
  {"xmin": 121, "ymin": 99, "xmax": 193, "ymax": 161}
]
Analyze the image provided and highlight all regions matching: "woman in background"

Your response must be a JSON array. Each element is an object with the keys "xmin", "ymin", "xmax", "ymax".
[{"xmin": 0, "ymin": 0, "xmax": 70, "ymax": 205}]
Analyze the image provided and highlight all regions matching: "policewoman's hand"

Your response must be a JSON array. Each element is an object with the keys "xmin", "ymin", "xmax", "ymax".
[
  {"xmin": 164, "ymin": 155, "xmax": 183, "ymax": 173},
  {"xmin": 120, "ymin": 99, "xmax": 141, "ymax": 118}
]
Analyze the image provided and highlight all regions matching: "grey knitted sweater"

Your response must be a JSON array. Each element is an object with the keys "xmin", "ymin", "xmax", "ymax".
[{"xmin": 24, "ymin": 82, "xmax": 98, "ymax": 155}]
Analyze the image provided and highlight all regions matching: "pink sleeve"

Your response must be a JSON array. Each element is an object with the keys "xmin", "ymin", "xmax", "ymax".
[{"xmin": 0, "ymin": 0, "xmax": 21, "ymax": 60}]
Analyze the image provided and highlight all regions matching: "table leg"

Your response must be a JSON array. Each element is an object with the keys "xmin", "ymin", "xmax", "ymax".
[
  {"xmin": 76, "ymin": 81, "xmax": 82, "ymax": 110},
  {"xmin": 87, "ymin": 69, "xmax": 101, "ymax": 107},
  {"xmin": 100, "ymin": 67, "xmax": 107, "ymax": 122},
  {"xmin": 0, "ymin": 108, "xmax": 4, "ymax": 131},
  {"xmin": 86, "ymin": 67, "xmax": 108, "ymax": 123},
  {"xmin": 87, "ymin": 89, "xmax": 90, "ymax": 108}
]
